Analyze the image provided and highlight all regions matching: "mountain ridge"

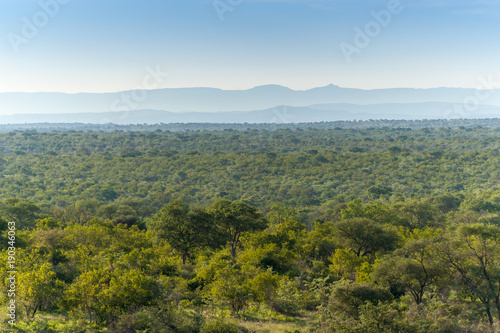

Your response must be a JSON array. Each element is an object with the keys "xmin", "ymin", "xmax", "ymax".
[
  {"xmin": 1, "ymin": 102, "xmax": 499, "ymax": 125},
  {"xmin": 1, "ymin": 84, "xmax": 499, "ymax": 122}
]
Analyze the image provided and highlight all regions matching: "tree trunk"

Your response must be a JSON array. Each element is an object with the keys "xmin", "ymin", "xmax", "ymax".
[
  {"xmin": 485, "ymin": 303, "xmax": 494, "ymax": 327},
  {"xmin": 182, "ymin": 252, "xmax": 187, "ymax": 265},
  {"xmin": 495, "ymin": 298, "xmax": 500, "ymax": 323}
]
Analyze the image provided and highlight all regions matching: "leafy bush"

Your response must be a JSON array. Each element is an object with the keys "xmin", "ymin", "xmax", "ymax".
[
  {"xmin": 200, "ymin": 319, "xmax": 242, "ymax": 333},
  {"xmin": 110, "ymin": 305, "xmax": 203, "ymax": 333},
  {"xmin": 323, "ymin": 281, "xmax": 393, "ymax": 320}
]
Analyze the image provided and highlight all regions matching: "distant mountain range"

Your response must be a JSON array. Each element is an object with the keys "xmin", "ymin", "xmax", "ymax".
[{"xmin": 1, "ymin": 84, "xmax": 499, "ymax": 124}]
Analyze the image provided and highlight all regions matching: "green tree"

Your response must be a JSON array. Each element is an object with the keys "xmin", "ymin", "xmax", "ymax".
[
  {"xmin": 64, "ymin": 268, "xmax": 111, "ymax": 323},
  {"xmin": 16, "ymin": 257, "xmax": 64, "ymax": 321},
  {"xmin": 210, "ymin": 199, "xmax": 267, "ymax": 258},
  {"xmin": 393, "ymin": 199, "xmax": 442, "ymax": 232},
  {"xmin": 323, "ymin": 281, "xmax": 393, "ymax": 320},
  {"xmin": 148, "ymin": 200, "xmax": 217, "ymax": 264},
  {"xmin": 0, "ymin": 198, "xmax": 41, "ymax": 229},
  {"xmin": 333, "ymin": 218, "xmax": 398, "ymax": 258},
  {"xmin": 329, "ymin": 248, "xmax": 365, "ymax": 280},
  {"xmin": 65, "ymin": 268, "xmax": 157, "ymax": 323},
  {"xmin": 270, "ymin": 278, "xmax": 301, "ymax": 317},
  {"xmin": 203, "ymin": 263, "xmax": 253, "ymax": 313},
  {"xmin": 436, "ymin": 223, "xmax": 500, "ymax": 326},
  {"xmin": 373, "ymin": 234, "xmax": 445, "ymax": 304}
]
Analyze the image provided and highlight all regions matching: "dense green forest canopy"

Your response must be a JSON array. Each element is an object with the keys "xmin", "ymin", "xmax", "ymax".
[
  {"xmin": 0, "ymin": 124, "xmax": 499, "ymax": 220},
  {"xmin": 2, "ymin": 120, "xmax": 500, "ymax": 332}
]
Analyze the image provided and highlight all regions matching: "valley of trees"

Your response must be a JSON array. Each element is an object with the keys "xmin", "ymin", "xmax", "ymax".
[{"xmin": 2, "ymin": 122, "xmax": 500, "ymax": 332}]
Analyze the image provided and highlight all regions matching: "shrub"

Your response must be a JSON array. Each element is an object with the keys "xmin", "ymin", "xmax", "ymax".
[{"xmin": 200, "ymin": 319, "xmax": 242, "ymax": 333}]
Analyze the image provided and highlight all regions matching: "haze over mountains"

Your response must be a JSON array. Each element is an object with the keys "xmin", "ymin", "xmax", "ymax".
[{"xmin": 1, "ymin": 84, "xmax": 499, "ymax": 124}]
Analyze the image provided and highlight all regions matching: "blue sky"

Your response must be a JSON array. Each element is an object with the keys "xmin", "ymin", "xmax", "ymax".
[{"xmin": 0, "ymin": 0, "xmax": 499, "ymax": 93}]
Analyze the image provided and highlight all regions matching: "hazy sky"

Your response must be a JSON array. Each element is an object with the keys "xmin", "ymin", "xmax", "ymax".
[{"xmin": 0, "ymin": 0, "xmax": 499, "ymax": 93}]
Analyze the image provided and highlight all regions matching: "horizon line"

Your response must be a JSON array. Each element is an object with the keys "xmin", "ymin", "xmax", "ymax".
[{"xmin": 0, "ymin": 83, "xmax": 487, "ymax": 95}]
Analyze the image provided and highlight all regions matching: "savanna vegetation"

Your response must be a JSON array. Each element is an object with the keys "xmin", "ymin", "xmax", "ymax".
[{"xmin": 2, "ymin": 121, "xmax": 500, "ymax": 332}]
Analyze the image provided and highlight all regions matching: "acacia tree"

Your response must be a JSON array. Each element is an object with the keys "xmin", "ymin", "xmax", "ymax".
[
  {"xmin": 393, "ymin": 200, "xmax": 442, "ymax": 232},
  {"xmin": 435, "ymin": 223, "xmax": 500, "ymax": 326},
  {"xmin": 210, "ymin": 199, "xmax": 267, "ymax": 258},
  {"xmin": 373, "ymin": 235, "xmax": 445, "ymax": 304},
  {"xmin": 17, "ymin": 259, "xmax": 64, "ymax": 321},
  {"xmin": 148, "ymin": 200, "xmax": 217, "ymax": 264},
  {"xmin": 333, "ymin": 218, "xmax": 398, "ymax": 258}
]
